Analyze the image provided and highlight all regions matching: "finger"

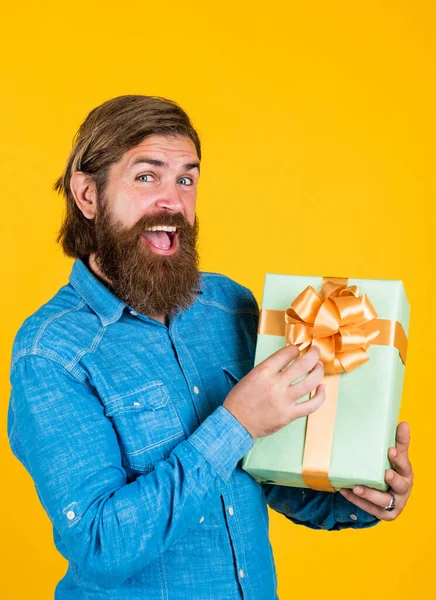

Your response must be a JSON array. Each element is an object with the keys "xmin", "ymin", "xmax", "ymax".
[
  {"xmin": 258, "ymin": 344, "xmax": 301, "ymax": 373},
  {"xmin": 281, "ymin": 345, "xmax": 321, "ymax": 383},
  {"xmin": 339, "ymin": 489, "xmax": 387, "ymax": 520},
  {"xmin": 291, "ymin": 383, "xmax": 326, "ymax": 419},
  {"xmin": 350, "ymin": 485, "xmax": 396, "ymax": 510},
  {"xmin": 389, "ymin": 449, "xmax": 413, "ymax": 478},
  {"xmin": 395, "ymin": 421, "xmax": 410, "ymax": 455},
  {"xmin": 385, "ymin": 469, "xmax": 410, "ymax": 495},
  {"xmin": 289, "ymin": 361, "xmax": 324, "ymax": 399}
]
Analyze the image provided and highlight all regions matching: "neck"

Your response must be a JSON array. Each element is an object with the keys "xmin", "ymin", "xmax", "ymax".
[
  {"xmin": 88, "ymin": 253, "xmax": 111, "ymax": 286},
  {"xmin": 86, "ymin": 253, "xmax": 168, "ymax": 326}
]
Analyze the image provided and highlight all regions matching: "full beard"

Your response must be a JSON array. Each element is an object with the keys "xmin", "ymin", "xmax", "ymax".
[{"xmin": 92, "ymin": 200, "xmax": 201, "ymax": 319}]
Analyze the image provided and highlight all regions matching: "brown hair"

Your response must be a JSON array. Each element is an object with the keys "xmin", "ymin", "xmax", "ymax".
[{"xmin": 54, "ymin": 95, "xmax": 201, "ymax": 259}]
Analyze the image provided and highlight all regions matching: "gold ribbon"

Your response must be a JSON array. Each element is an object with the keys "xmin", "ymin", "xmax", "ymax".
[{"xmin": 259, "ymin": 276, "xmax": 408, "ymax": 491}]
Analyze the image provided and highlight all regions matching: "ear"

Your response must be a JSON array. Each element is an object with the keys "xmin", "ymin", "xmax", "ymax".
[{"xmin": 69, "ymin": 171, "xmax": 98, "ymax": 220}]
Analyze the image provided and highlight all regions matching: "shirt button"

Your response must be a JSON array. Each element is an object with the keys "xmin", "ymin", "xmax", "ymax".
[
  {"xmin": 350, "ymin": 514, "xmax": 358, "ymax": 521},
  {"xmin": 199, "ymin": 516, "xmax": 205, "ymax": 523},
  {"xmin": 193, "ymin": 385, "xmax": 200, "ymax": 394},
  {"xmin": 66, "ymin": 511, "xmax": 76, "ymax": 520},
  {"xmin": 228, "ymin": 506, "xmax": 234, "ymax": 516},
  {"xmin": 130, "ymin": 310, "xmax": 137, "ymax": 316},
  {"xmin": 239, "ymin": 569, "xmax": 244, "ymax": 578}
]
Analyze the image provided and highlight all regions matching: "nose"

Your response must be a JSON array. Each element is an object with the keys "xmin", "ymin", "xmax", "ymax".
[{"xmin": 154, "ymin": 180, "xmax": 184, "ymax": 214}]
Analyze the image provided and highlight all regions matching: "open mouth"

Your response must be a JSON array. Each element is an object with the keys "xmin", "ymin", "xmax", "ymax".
[{"xmin": 141, "ymin": 225, "xmax": 179, "ymax": 255}]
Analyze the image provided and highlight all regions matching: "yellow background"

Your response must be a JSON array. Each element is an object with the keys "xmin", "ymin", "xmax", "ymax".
[{"xmin": 1, "ymin": 1, "xmax": 435, "ymax": 598}]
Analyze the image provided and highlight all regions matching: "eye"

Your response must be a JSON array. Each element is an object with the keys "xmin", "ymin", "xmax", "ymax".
[
  {"xmin": 178, "ymin": 176, "xmax": 194, "ymax": 186},
  {"xmin": 136, "ymin": 174, "xmax": 154, "ymax": 182}
]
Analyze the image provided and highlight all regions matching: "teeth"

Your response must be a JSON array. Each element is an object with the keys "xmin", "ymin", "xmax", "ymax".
[{"xmin": 144, "ymin": 226, "xmax": 177, "ymax": 232}]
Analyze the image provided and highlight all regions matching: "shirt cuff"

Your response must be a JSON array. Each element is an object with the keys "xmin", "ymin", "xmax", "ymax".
[
  {"xmin": 187, "ymin": 406, "xmax": 254, "ymax": 483},
  {"xmin": 334, "ymin": 492, "xmax": 381, "ymax": 529}
]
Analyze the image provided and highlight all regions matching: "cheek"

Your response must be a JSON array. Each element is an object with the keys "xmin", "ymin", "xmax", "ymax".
[
  {"xmin": 110, "ymin": 198, "xmax": 144, "ymax": 229},
  {"xmin": 187, "ymin": 211, "xmax": 196, "ymax": 227},
  {"xmin": 184, "ymin": 195, "xmax": 197, "ymax": 225}
]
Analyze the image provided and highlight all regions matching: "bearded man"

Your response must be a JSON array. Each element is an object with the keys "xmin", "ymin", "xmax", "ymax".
[{"xmin": 7, "ymin": 95, "xmax": 413, "ymax": 599}]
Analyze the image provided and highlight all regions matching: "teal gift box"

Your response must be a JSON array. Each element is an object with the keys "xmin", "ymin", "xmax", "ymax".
[{"xmin": 241, "ymin": 274, "xmax": 410, "ymax": 492}]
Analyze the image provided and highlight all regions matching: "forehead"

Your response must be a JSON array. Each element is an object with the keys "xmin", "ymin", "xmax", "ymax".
[{"xmin": 122, "ymin": 134, "xmax": 199, "ymax": 166}]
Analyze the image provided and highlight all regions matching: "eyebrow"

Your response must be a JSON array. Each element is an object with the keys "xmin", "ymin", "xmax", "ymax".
[{"xmin": 129, "ymin": 157, "xmax": 200, "ymax": 173}]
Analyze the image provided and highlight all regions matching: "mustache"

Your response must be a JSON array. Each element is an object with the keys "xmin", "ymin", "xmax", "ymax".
[
  {"xmin": 119, "ymin": 212, "xmax": 193, "ymax": 240},
  {"xmin": 102, "ymin": 211, "xmax": 197, "ymax": 242}
]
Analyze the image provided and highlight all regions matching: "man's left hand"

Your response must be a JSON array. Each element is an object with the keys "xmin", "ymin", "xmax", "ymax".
[{"xmin": 339, "ymin": 421, "xmax": 413, "ymax": 521}]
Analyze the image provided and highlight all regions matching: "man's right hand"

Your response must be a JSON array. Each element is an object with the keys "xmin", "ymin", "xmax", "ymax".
[{"xmin": 223, "ymin": 344, "xmax": 326, "ymax": 440}]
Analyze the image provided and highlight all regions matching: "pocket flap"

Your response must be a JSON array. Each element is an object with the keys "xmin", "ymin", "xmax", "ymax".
[
  {"xmin": 221, "ymin": 359, "xmax": 254, "ymax": 385},
  {"xmin": 105, "ymin": 381, "xmax": 169, "ymax": 417}
]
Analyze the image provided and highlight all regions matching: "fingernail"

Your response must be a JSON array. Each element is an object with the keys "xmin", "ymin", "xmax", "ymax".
[
  {"xmin": 339, "ymin": 489, "xmax": 347, "ymax": 496},
  {"xmin": 354, "ymin": 486, "xmax": 363, "ymax": 495},
  {"xmin": 390, "ymin": 449, "xmax": 397, "ymax": 458},
  {"xmin": 317, "ymin": 361, "xmax": 323, "ymax": 368},
  {"xmin": 386, "ymin": 470, "xmax": 394, "ymax": 481}
]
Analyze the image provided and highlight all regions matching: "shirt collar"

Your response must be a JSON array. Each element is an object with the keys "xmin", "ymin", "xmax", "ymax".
[
  {"xmin": 69, "ymin": 259, "xmax": 126, "ymax": 326},
  {"xmin": 69, "ymin": 258, "xmax": 203, "ymax": 327}
]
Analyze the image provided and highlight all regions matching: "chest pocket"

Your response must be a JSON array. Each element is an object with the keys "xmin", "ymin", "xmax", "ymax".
[
  {"xmin": 221, "ymin": 359, "xmax": 254, "ymax": 389},
  {"xmin": 104, "ymin": 381, "xmax": 185, "ymax": 473}
]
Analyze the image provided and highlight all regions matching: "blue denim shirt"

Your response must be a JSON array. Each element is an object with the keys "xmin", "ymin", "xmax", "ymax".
[{"xmin": 7, "ymin": 259, "xmax": 379, "ymax": 599}]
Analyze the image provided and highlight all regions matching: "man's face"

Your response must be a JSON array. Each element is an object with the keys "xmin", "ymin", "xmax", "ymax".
[{"xmin": 91, "ymin": 134, "xmax": 202, "ymax": 318}]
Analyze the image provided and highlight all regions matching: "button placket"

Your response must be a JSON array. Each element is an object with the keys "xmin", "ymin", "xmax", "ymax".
[
  {"xmin": 169, "ymin": 323, "xmax": 212, "ymax": 424},
  {"xmin": 222, "ymin": 491, "xmax": 249, "ymax": 594}
]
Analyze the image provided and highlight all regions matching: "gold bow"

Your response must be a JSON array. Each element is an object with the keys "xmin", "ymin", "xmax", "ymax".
[{"xmin": 284, "ymin": 280, "xmax": 381, "ymax": 375}]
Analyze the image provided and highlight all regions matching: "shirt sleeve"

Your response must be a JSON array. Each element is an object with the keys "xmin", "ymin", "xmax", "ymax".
[
  {"xmin": 262, "ymin": 484, "xmax": 380, "ymax": 530},
  {"xmin": 7, "ymin": 354, "xmax": 254, "ymax": 589}
]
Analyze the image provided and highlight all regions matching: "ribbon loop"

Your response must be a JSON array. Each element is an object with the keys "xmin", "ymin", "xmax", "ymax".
[{"xmin": 284, "ymin": 281, "xmax": 380, "ymax": 375}]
